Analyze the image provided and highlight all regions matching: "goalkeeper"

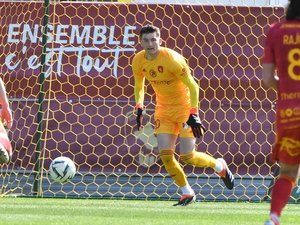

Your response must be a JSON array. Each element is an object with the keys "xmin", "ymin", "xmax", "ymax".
[
  {"xmin": 0, "ymin": 76, "xmax": 13, "ymax": 164},
  {"xmin": 132, "ymin": 25, "xmax": 234, "ymax": 206}
]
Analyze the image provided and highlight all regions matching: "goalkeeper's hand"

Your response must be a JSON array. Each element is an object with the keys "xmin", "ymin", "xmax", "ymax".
[
  {"xmin": 186, "ymin": 114, "xmax": 206, "ymax": 138},
  {"xmin": 136, "ymin": 107, "xmax": 144, "ymax": 130}
]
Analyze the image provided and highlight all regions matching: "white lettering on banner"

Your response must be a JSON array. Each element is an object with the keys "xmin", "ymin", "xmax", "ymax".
[
  {"xmin": 7, "ymin": 24, "xmax": 20, "ymax": 43},
  {"xmin": 5, "ymin": 24, "xmax": 137, "ymax": 78},
  {"xmin": 71, "ymin": 25, "xmax": 91, "ymax": 45},
  {"xmin": 56, "ymin": 24, "xmax": 69, "ymax": 44}
]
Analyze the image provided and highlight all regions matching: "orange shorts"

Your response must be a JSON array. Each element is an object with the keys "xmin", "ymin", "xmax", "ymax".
[
  {"xmin": 272, "ymin": 127, "xmax": 300, "ymax": 165},
  {"xmin": 154, "ymin": 105, "xmax": 194, "ymax": 138}
]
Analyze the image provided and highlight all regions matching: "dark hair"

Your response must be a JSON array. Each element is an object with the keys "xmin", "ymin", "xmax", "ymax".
[
  {"xmin": 286, "ymin": 0, "xmax": 300, "ymax": 20},
  {"xmin": 139, "ymin": 25, "xmax": 160, "ymax": 38}
]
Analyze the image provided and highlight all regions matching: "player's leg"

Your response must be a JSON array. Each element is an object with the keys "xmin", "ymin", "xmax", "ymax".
[
  {"xmin": 158, "ymin": 134, "xmax": 195, "ymax": 206},
  {"xmin": 0, "ymin": 121, "xmax": 12, "ymax": 164},
  {"xmin": 157, "ymin": 133, "xmax": 181, "ymax": 186},
  {"xmin": 265, "ymin": 128, "xmax": 300, "ymax": 224},
  {"xmin": 265, "ymin": 163, "xmax": 299, "ymax": 225},
  {"xmin": 179, "ymin": 127, "xmax": 234, "ymax": 189},
  {"xmin": 179, "ymin": 137, "xmax": 217, "ymax": 168},
  {"xmin": 155, "ymin": 117, "xmax": 195, "ymax": 206}
]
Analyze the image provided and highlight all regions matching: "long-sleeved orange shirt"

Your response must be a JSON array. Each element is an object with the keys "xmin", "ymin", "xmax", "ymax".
[{"xmin": 132, "ymin": 47, "xmax": 199, "ymax": 112}]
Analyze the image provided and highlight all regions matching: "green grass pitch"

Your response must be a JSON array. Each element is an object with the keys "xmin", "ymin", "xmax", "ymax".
[{"xmin": 0, "ymin": 197, "xmax": 299, "ymax": 225}]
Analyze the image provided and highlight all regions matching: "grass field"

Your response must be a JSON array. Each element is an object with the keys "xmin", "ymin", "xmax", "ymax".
[{"xmin": 0, "ymin": 197, "xmax": 299, "ymax": 225}]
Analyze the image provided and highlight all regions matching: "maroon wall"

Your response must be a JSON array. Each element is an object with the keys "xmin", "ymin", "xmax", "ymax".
[{"xmin": 0, "ymin": 2, "xmax": 284, "ymax": 175}]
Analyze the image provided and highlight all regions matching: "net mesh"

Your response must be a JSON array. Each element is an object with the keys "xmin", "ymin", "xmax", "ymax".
[{"xmin": 0, "ymin": 1, "xmax": 297, "ymax": 202}]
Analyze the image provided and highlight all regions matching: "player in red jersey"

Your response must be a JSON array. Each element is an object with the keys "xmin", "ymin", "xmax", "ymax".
[
  {"xmin": 262, "ymin": 1, "xmax": 300, "ymax": 224},
  {"xmin": 132, "ymin": 25, "xmax": 234, "ymax": 206},
  {"xmin": 0, "ymin": 77, "xmax": 13, "ymax": 164}
]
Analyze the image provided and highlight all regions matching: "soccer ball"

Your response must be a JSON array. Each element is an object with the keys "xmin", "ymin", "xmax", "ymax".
[{"xmin": 49, "ymin": 156, "xmax": 76, "ymax": 183}]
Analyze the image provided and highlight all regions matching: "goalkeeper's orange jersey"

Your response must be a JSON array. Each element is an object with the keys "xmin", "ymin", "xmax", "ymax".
[{"xmin": 132, "ymin": 47, "xmax": 199, "ymax": 111}]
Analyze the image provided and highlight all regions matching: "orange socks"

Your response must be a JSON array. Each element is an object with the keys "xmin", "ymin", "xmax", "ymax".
[
  {"xmin": 180, "ymin": 150, "xmax": 217, "ymax": 168},
  {"xmin": 160, "ymin": 149, "xmax": 223, "ymax": 188},
  {"xmin": 160, "ymin": 149, "xmax": 187, "ymax": 187}
]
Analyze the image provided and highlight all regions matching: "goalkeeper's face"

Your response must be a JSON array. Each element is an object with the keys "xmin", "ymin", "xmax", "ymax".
[{"xmin": 140, "ymin": 32, "xmax": 162, "ymax": 59}]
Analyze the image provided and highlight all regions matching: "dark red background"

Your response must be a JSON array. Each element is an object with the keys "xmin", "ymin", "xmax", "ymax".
[{"xmin": 0, "ymin": 2, "xmax": 283, "ymax": 177}]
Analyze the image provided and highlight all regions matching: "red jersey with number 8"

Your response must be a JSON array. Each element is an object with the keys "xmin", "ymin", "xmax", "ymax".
[{"xmin": 263, "ymin": 20, "xmax": 300, "ymax": 164}]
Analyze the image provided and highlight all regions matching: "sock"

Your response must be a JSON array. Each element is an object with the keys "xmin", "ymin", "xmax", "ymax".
[
  {"xmin": 181, "ymin": 184, "xmax": 194, "ymax": 195},
  {"xmin": 180, "ymin": 150, "xmax": 217, "ymax": 168},
  {"xmin": 269, "ymin": 213, "xmax": 280, "ymax": 224},
  {"xmin": 160, "ymin": 149, "xmax": 187, "ymax": 187},
  {"xmin": 270, "ymin": 175, "xmax": 294, "ymax": 217},
  {"xmin": 214, "ymin": 160, "xmax": 223, "ymax": 173}
]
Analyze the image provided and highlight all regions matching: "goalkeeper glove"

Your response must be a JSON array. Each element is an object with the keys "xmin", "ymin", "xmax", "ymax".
[
  {"xmin": 186, "ymin": 114, "xmax": 206, "ymax": 138},
  {"xmin": 136, "ymin": 107, "xmax": 144, "ymax": 130}
]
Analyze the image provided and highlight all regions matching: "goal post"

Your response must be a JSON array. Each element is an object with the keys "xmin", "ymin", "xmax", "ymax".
[{"xmin": 0, "ymin": 1, "xmax": 295, "ymax": 202}]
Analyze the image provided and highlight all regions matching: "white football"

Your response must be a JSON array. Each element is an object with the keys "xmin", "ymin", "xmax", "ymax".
[{"xmin": 49, "ymin": 156, "xmax": 76, "ymax": 183}]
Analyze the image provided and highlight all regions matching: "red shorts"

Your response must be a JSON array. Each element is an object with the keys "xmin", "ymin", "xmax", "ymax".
[{"xmin": 272, "ymin": 127, "xmax": 300, "ymax": 165}]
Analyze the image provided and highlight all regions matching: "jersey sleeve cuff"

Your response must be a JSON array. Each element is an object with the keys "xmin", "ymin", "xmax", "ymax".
[
  {"xmin": 135, "ymin": 103, "xmax": 143, "ymax": 109},
  {"xmin": 190, "ymin": 107, "xmax": 198, "ymax": 115}
]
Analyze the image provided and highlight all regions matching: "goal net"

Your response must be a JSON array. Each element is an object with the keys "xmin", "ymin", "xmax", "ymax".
[{"xmin": 0, "ymin": 0, "xmax": 297, "ymax": 202}]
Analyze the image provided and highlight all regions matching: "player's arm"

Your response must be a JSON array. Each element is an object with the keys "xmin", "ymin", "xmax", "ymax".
[
  {"xmin": 0, "ymin": 77, "xmax": 12, "ymax": 128},
  {"xmin": 134, "ymin": 74, "xmax": 145, "ymax": 130},
  {"xmin": 262, "ymin": 63, "xmax": 278, "ymax": 90},
  {"xmin": 134, "ymin": 74, "xmax": 145, "ymax": 109},
  {"xmin": 178, "ymin": 72, "xmax": 199, "ymax": 110},
  {"xmin": 132, "ymin": 57, "xmax": 145, "ymax": 130},
  {"xmin": 173, "ymin": 60, "xmax": 206, "ymax": 138},
  {"xmin": 179, "ymin": 72, "xmax": 206, "ymax": 138},
  {"xmin": 262, "ymin": 24, "xmax": 278, "ymax": 90}
]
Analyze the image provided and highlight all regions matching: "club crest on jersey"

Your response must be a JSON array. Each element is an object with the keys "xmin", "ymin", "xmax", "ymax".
[
  {"xmin": 158, "ymin": 66, "xmax": 163, "ymax": 73},
  {"xmin": 180, "ymin": 68, "xmax": 187, "ymax": 76},
  {"xmin": 149, "ymin": 69, "xmax": 157, "ymax": 77}
]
